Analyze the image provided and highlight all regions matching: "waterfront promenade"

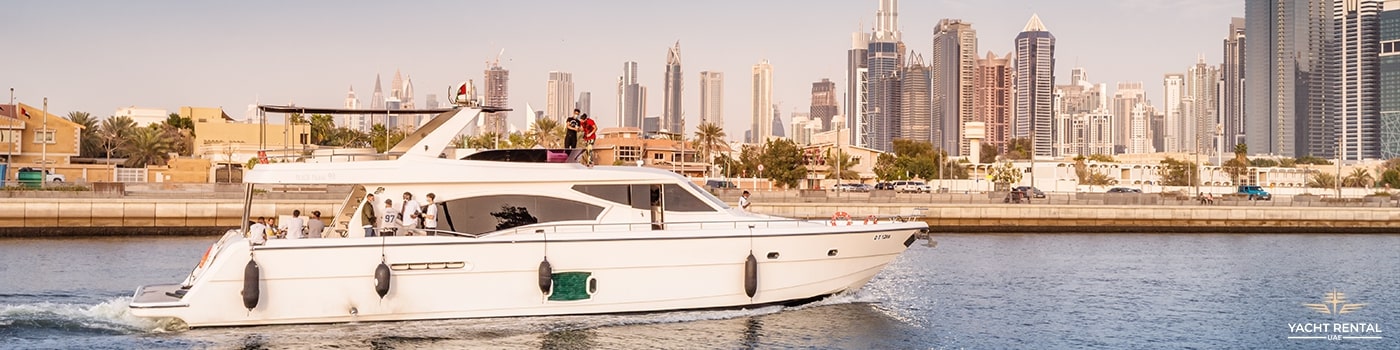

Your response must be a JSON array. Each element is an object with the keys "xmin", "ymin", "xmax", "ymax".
[{"xmin": 3, "ymin": 187, "xmax": 1397, "ymax": 236}]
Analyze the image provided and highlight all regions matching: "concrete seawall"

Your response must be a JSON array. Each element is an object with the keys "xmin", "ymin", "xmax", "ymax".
[
  {"xmin": 751, "ymin": 203, "xmax": 1400, "ymax": 234},
  {"xmin": 0, "ymin": 198, "xmax": 342, "ymax": 236}
]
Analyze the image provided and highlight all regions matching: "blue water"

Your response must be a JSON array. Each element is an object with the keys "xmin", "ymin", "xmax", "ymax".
[{"xmin": 1, "ymin": 234, "xmax": 1396, "ymax": 349}]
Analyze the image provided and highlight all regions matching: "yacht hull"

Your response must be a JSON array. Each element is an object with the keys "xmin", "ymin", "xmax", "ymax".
[{"xmin": 129, "ymin": 222, "xmax": 924, "ymax": 327}]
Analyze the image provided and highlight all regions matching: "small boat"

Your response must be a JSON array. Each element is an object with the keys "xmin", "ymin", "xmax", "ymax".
[{"xmin": 127, "ymin": 103, "xmax": 928, "ymax": 328}]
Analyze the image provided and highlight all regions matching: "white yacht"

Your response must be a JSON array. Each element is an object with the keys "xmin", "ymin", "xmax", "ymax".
[{"xmin": 128, "ymin": 104, "xmax": 929, "ymax": 328}]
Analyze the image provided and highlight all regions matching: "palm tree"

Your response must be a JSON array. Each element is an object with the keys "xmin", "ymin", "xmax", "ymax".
[
  {"xmin": 692, "ymin": 122, "xmax": 727, "ymax": 177},
  {"xmin": 65, "ymin": 111, "xmax": 101, "ymax": 158},
  {"xmin": 1307, "ymin": 172, "xmax": 1337, "ymax": 189},
  {"xmin": 121, "ymin": 126, "xmax": 172, "ymax": 167},
  {"xmin": 528, "ymin": 118, "xmax": 562, "ymax": 148},
  {"xmin": 1343, "ymin": 168, "xmax": 1375, "ymax": 188},
  {"xmin": 507, "ymin": 131, "xmax": 537, "ymax": 149},
  {"xmin": 824, "ymin": 148, "xmax": 858, "ymax": 180},
  {"xmin": 99, "ymin": 116, "xmax": 136, "ymax": 159}
]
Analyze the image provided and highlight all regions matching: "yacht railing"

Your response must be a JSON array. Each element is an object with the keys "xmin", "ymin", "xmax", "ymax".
[{"xmin": 365, "ymin": 216, "xmax": 922, "ymax": 239}]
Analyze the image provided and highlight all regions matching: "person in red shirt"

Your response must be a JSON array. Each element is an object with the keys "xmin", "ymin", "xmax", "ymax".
[{"xmin": 580, "ymin": 113, "xmax": 598, "ymax": 167}]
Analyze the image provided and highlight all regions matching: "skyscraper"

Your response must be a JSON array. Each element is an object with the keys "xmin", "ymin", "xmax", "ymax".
[
  {"xmin": 700, "ymin": 71, "xmax": 724, "ymax": 128},
  {"xmin": 1014, "ymin": 14, "xmax": 1056, "ymax": 157},
  {"xmin": 546, "ymin": 71, "xmax": 574, "ymax": 122},
  {"xmin": 399, "ymin": 75, "xmax": 417, "ymax": 129},
  {"xmin": 932, "ymin": 18, "xmax": 977, "ymax": 156},
  {"xmin": 771, "ymin": 105, "xmax": 785, "ymax": 138},
  {"xmin": 1381, "ymin": 0, "xmax": 1400, "ymax": 159},
  {"xmin": 1054, "ymin": 67, "xmax": 1108, "ymax": 156},
  {"xmin": 1333, "ymin": 0, "xmax": 1383, "ymax": 160},
  {"xmin": 901, "ymin": 54, "xmax": 932, "ymax": 145},
  {"xmin": 1245, "ymin": 0, "xmax": 1332, "ymax": 157},
  {"xmin": 1162, "ymin": 73, "xmax": 1184, "ymax": 153},
  {"xmin": 847, "ymin": 30, "xmax": 870, "ymax": 147},
  {"xmin": 370, "ymin": 74, "xmax": 385, "ymax": 110},
  {"xmin": 663, "ymin": 41, "xmax": 684, "ymax": 133},
  {"xmin": 576, "ymin": 92, "xmax": 591, "ymax": 117},
  {"xmin": 484, "ymin": 61, "xmax": 510, "ymax": 135},
  {"xmin": 751, "ymin": 60, "xmax": 774, "ymax": 142},
  {"xmin": 391, "ymin": 69, "xmax": 404, "ymax": 102},
  {"xmin": 810, "ymin": 78, "xmax": 839, "ymax": 131},
  {"xmin": 1222, "ymin": 17, "xmax": 1247, "ymax": 150},
  {"xmin": 619, "ymin": 61, "xmax": 645, "ymax": 128},
  {"xmin": 866, "ymin": 0, "xmax": 903, "ymax": 152},
  {"xmin": 1184, "ymin": 58, "xmax": 1220, "ymax": 154},
  {"xmin": 974, "ymin": 51, "xmax": 1012, "ymax": 154},
  {"xmin": 1114, "ymin": 82, "xmax": 1148, "ymax": 153},
  {"xmin": 344, "ymin": 85, "xmax": 366, "ymax": 132}
]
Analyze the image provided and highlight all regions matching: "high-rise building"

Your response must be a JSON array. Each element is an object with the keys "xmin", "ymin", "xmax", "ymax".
[
  {"xmin": 1333, "ymin": 0, "xmax": 1383, "ymax": 160},
  {"xmin": 700, "ymin": 71, "xmax": 724, "ymax": 128},
  {"xmin": 1184, "ymin": 58, "xmax": 1220, "ymax": 154},
  {"xmin": 391, "ymin": 70, "xmax": 404, "ymax": 102},
  {"xmin": 771, "ymin": 105, "xmax": 785, "ymax": 138},
  {"xmin": 932, "ymin": 18, "xmax": 977, "ymax": 156},
  {"xmin": 1222, "ymin": 17, "xmax": 1248, "ymax": 150},
  {"xmin": 1112, "ymin": 82, "xmax": 1146, "ymax": 154},
  {"xmin": 1054, "ymin": 67, "xmax": 1108, "ymax": 156},
  {"xmin": 1381, "ymin": 0, "xmax": 1400, "ymax": 159},
  {"xmin": 1245, "ymin": 0, "xmax": 1332, "ymax": 157},
  {"xmin": 399, "ymin": 75, "xmax": 417, "ymax": 130},
  {"xmin": 546, "ymin": 71, "xmax": 574, "ymax": 122},
  {"xmin": 1162, "ymin": 73, "xmax": 1185, "ymax": 152},
  {"xmin": 867, "ymin": 0, "xmax": 903, "ymax": 152},
  {"xmin": 576, "ymin": 92, "xmax": 591, "ymax": 117},
  {"xmin": 484, "ymin": 62, "xmax": 510, "ymax": 135},
  {"xmin": 1014, "ymin": 14, "xmax": 1056, "ymax": 157},
  {"xmin": 619, "ymin": 62, "xmax": 645, "ymax": 128},
  {"xmin": 847, "ymin": 30, "xmax": 870, "ymax": 147},
  {"xmin": 370, "ymin": 74, "xmax": 385, "ymax": 110},
  {"xmin": 344, "ymin": 85, "xmax": 366, "ymax": 132},
  {"xmin": 901, "ymin": 54, "xmax": 932, "ymax": 145},
  {"xmin": 810, "ymin": 78, "xmax": 839, "ymax": 131},
  {"xmin": 663, "ymin": 42, "xmax": 684, "ymax": 133},
  {"xmin": 751, "ymin": 60, "xmax": 774, "ymax": 142},
  {"xmin": 425, "ymin": 94, "xmax": 439, "ymax": 109},
  {"xmin": 1128, "ymin": 103, "xmax": 1152, "ymax": 154},
  {"xmin": 974, "ymin": 51, "xmax": 1012, "ymax": 154}
]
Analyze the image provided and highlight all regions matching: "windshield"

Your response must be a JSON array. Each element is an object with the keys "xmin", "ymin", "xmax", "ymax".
[{"xmin": 686, "ymin": 181, "xmax": 731, "ymax": 209}]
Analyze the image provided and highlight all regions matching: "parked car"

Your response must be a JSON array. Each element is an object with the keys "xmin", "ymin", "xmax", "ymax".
[
  {"xmin": 831, "ymin": 183, "xmax": 871, "ymax": 192},
  {"xmin": 1004, "ymin": 189, "xmax": 1030, "ymax": 203},
  {"xmin": 704, "ymin": 179, "xmax": 737, "ymax": 190},
  {"xmin": 893, "ymin": 181, "xmax": 932, "ymax": 193},
  {"xmin": 1012, "ymin": 186, "xmax": 1045, "ymax": 198},
  {"xmin": 1237, "ymin": 185, "xmax": 1271, "ymax": 200},
  {"xmin": 17, "ymin": 167, "xmax": 65, "ymax": 182},
  {"xmin": 874, "ymin": 182, "xmax": 895, "ymax": 191},
  {"xmin": 1106, "ymin": 187, "xmax": 1141, "ymax": 193}
]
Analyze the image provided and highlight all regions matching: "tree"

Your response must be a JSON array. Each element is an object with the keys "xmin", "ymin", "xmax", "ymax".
[
  {"xmin": 989, "ymin": 161, "xmax": 1022, "ymax": 185},
  {"xmin": 758, "ymin": 138, "xmax": 806, "ymax": 189},
  {"xmin": 1005, "ymin": 138, "xmax": 1032, "ymax": 160},
  {"xmin": 1379, "ymin": 169, "xmax": 1400, "ymax": 190},
  {"xmin": 693, "ymin": 122, "xmax": 727, "ymax": 175},
  {"xmin": 1158, "ymin": 157, "xmax": 1198, "ymax": 186},
  {"xmin": 1087, "ymin": 154, "xmax": 1115, "ymax": 163},
  {"xmin": 873, "ymin": 153, "xmax": 902, "ymax": 181},
  {"xmin": 507, "ymin": 131, "xmax": 537, "ymax": 149},
  {"xmin": 1343, "ymin": 168, "xmax": 1374, "ymax": 188},
  {"xmin": 1249, "ymin": 158, "xmax": 1279, "ymax": 168},
  {"xmin": 121, "ymin": 126, "xmax": 172, "ymax": 167},
  {"xmin": 979, "ymin": 143, "xmax": 998, "ymax": 163},
  {"xmin": 1222, "ymin": 143, "xmax": 1250, "ymax": 185},
  {"xmin": 165, "ymin": 113, "xmax": 195, "ymax": 134},
  {"xmin": 66, "ymin": 111, "xmax": 102, "ymax": 158},
  {"xmin": 736, "ymin": 144, "xmax": 762, "ymax": 177},
  {"xmin": 1307, "ymin": 172, "xmax": 1337, "ymax": 189},
  {"xmin": 98, "ymin": 115, "xmax": 136, "ymax": 159},
  {"xmin": 528, "ymin": 118, "xmax": 562, "ymax": 148},
  {"xmin": 309, "ymin": 114, "xmax": 335, "ymax": 145},
  {"xmin": 824, "ymin": 148, "xmax": 859, "ymax": 180},
  {"xmin": 1295, "ymin": 155, "xmax": 1332, "ymax": 165}
]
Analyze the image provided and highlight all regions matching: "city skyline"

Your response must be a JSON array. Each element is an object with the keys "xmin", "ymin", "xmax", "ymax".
[{"xmin": 6, "ymin": 1, "xmax": 1242, "ymax": 141}]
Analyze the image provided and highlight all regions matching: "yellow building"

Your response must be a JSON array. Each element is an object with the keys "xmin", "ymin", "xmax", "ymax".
[
  {"xmin": 593, "ymin": 127, "xmax": 707, "ymax": 176},
  {"xmin": 0, "ymin": 102, "xmax": 84, "ymax": 180},
  {"xmin": 189, "ymin": 106, "xmax": 311, "ymax": 165}
]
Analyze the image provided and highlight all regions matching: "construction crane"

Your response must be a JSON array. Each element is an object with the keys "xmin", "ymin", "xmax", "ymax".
[{"xmin": 486, "ymin": 48, "xmax": 505, "ymax": 69}]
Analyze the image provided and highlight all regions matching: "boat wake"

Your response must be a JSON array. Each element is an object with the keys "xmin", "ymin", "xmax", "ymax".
[{"xmin": 0, "ymin": 297, "xmax": 184, "ymax": 337}]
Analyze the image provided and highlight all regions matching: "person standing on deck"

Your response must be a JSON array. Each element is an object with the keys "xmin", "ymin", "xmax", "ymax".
[
  {"xmin": 361, "ymin": 194, "xmax": 378, "ymax": 237},
  {"xmin": 423, "ymin": 193, "xmax": 439, "ymax": 234},
  {"xmin": 308, "ymin": 210, "xmax": 326, "ymax": 238},
  {"xmin": 564, "ymin": 109, "xmax": 581, "ymax": 149},
  {"xmin": 281, "ymin": 210, "xmax": 306, "ymax": 239},
  {"xmin": 739, "ymin": 191, "xmax": 752, "ymax": 211},
  {"xmin": 382, "ymin": 198, "xmax": 401, "ymax": 236},
  {"xmin": 399, "ymin": 192, "xmax": 422, "ymax": 236},
  {"xmin": 580, "ymin": 113, "xmax": 598, "ymax": 167}
]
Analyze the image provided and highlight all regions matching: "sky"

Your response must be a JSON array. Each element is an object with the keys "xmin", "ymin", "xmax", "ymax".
[{"xmin": 4, "ymin": 0, "xmax": 1242, "ymax": 141}]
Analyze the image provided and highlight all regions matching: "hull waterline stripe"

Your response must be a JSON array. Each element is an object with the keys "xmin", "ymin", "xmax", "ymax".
[{"xmin": 250, "ymin": 226, "xmax": 922, "ymax": 251}]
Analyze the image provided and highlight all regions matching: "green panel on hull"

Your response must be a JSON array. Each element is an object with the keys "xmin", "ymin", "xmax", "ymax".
[{"xmin": 547, "ymin": 272, "xmax": 593, "ymax": 301}]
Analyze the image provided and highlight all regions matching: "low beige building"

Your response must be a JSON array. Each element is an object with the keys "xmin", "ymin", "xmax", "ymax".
[
  {"xmin": 0, "ymin": 102, "xmax": 84, "ymax": 181},
  {"xmin": 190, "ymin": 106, "xmax": 311, "ymax": 165}
]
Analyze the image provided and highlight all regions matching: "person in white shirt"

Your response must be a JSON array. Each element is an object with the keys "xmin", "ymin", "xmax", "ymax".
[
  {"xmin": 382, "ymin": 199, "xmax": 401, "ymax": 236},
  {"xmin": 739, "ymin": 191, "xmax": 752, "ymax": 211},
  {"xmin": 280, "ymin": 210, "xmax": 306, "ymax": 239},
  {"xmin": 423, "ymin": 193, "xmax": 439, "ymax": 234},
  {"xmin": 308, "ymin": 210, "xmax": 326, "ymax": 238},
  {"xmin": 247, "ymin": 217, "xmax": 268, "ymax": 245},
  {"xmin": 399, "ymin": 192, "xmax": 422, "ymax": 236}
]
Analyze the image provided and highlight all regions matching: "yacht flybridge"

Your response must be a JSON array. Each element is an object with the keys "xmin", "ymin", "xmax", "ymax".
[{"xmin": 127, "ymin": 103, "xmax": 929, "ymax": 328}]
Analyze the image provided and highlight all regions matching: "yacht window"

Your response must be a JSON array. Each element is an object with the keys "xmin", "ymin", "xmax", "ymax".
[
  {"xmin": 684, "ymin": 181, "xmax": 732, "ymax": 209},
  {"xmin": 439, "ymin": 195, "xmax": 603, "ymax": 235},
  {"xmin": 662, "ymin": 184, "xmax": 716, "ymax": 212},
  {"xmin": 572, "ymin": 185, "xmax": 630, "ymax": 205}
]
